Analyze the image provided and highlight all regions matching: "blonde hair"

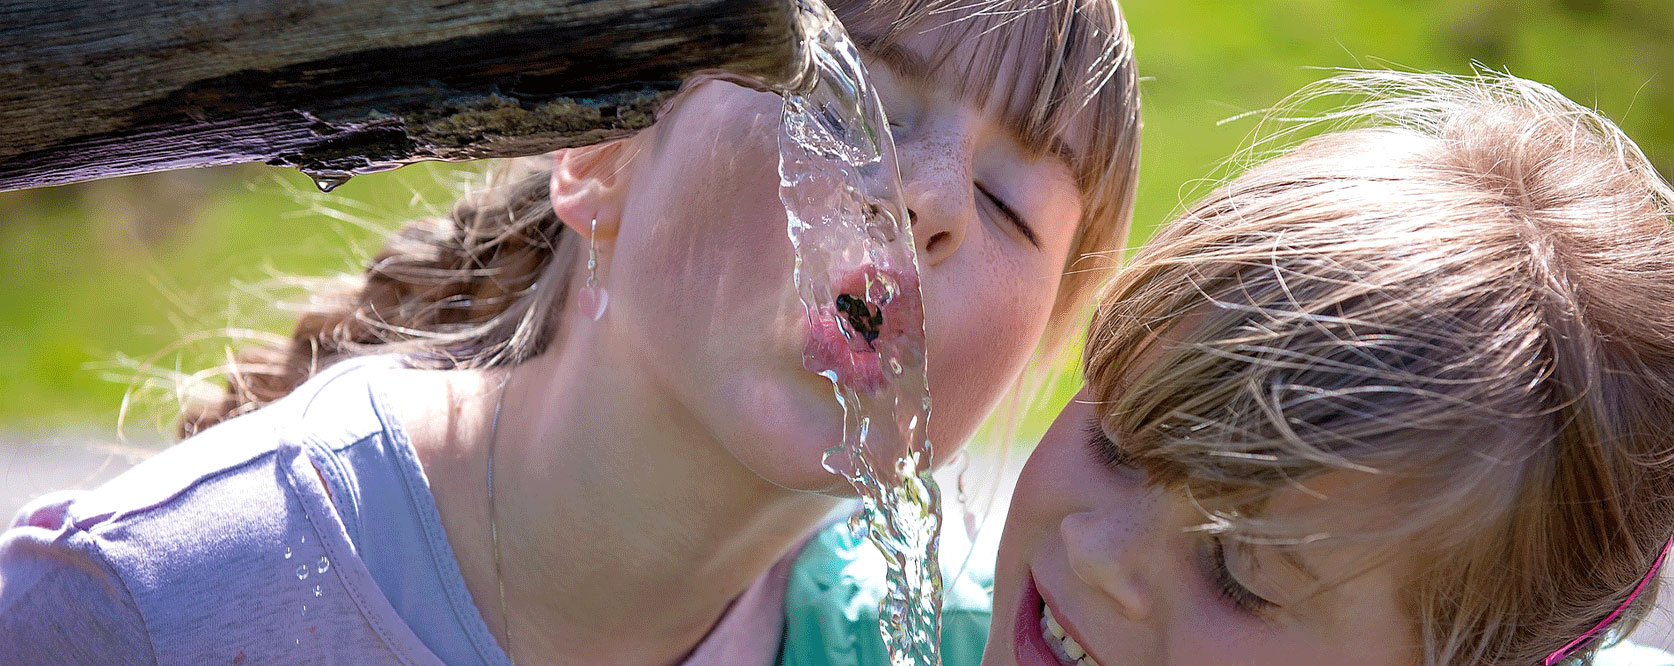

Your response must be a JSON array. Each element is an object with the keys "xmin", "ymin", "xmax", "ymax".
[
  {"xmin": 1083, "ymin": 70, "xmax": 1674, "ymax": 665},
  {"xmin": 180, "ymin": 0, "xmax": 1140, "ymax": 436}
]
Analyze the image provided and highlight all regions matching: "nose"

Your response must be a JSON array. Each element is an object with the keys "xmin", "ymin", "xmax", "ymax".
[
  {"xmin": 1061, "ymin": 500, "xmax": 1157, "ymax": 621},
  {"xmin": 895, "ymin": 118, "xmax": 977, "ymax": 266}
]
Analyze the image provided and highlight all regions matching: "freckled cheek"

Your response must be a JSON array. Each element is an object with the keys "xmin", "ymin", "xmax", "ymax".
[{"xmin": 922, "ymin": 268, "xmax": 1046, "ymax": 442}]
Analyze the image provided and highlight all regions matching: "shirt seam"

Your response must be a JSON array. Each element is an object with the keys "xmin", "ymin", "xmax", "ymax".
[
  {"xmin": 279, "ymin": 442, "xmax": 435, "ymax": 666},
  {"xmin": 367, "ymin": 375, "xmax": 510, "ymax": 665},
  {"xmin": 304, "ymin": 436, "xmax": 369, "ymax": 549}
]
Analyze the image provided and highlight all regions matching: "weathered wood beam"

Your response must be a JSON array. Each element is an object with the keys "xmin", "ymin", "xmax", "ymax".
[{"xmin": 0, "ymin": 0, "xmax": 807, "ymax": 191}]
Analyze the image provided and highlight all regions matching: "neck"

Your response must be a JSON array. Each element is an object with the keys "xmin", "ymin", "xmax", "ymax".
[{"xmin": 412, "ymin": 329, "xmax": 840, "ymax": 666}]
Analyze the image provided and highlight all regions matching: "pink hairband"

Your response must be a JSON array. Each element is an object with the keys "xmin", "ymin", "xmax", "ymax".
[{"xmin": 1544, "ymin": 534, "xmax": 1674, "ymax": 665}]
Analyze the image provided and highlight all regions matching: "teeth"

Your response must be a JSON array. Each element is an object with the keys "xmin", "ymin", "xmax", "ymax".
[
  {"xmin": 1038, "ymin": 604, "xmax": 1103, "ymax": 666},
  {"xmin": 1063, "ymin": 636, "xmax": 1085, "ymax": 660},
  {"xmin": 1044, "ymin": 606, "xmax": 1066, "ymax": 638}
]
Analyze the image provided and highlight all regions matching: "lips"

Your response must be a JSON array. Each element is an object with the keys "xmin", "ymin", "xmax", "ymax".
[
  {"xmin": 1015, "ymin": 571, "xmax": 1106, "ymax": 666},
  {"xmin": 802, "ymin": 262, "xmax": 924, "ymax": 393}
]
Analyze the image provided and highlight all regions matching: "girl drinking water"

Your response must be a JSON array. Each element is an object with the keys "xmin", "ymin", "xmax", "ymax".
[
  {"xmin": 0, "ymin": 1, "xmax": 1140, "ymax": 664},
  {"xmin": 986, "ymin": 71, "xmax": 1674, "ymax": 666}
]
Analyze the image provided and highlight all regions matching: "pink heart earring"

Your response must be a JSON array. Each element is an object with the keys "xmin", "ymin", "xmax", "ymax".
[{"xmin": 576, "ymin": 217, "xmax": 608, "ymax": 321}]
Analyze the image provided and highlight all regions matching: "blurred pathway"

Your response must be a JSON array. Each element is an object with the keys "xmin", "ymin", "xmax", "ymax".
[{"xmin": 1, "ymin": 432, "xmax": 162, "ymax": 522}]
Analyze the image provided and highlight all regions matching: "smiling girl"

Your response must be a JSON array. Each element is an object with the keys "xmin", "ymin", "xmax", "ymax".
[
  {"xmin": 0, "ymin": 1, "xmax": 1139, "ymax": 665},
  {"xmin": 987, "ymin": 71, "xmax": 1674, "ymax": 666}
]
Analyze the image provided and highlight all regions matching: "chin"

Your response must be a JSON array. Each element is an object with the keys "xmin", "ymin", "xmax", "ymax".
[
  {"xmin": 735, "ymin": 436, "xmax": 858, "ymax": 495},
  {"xmin": 737, "ymin": 418, "xmax": 857, "ymax": 495},
  {"xmin": 710, "ymin": 372, "xmax": 857, "ymax": 494}
]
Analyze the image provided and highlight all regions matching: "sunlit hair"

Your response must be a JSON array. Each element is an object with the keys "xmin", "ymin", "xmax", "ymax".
[
  {"xmin": 177, "ymin": 0, "xmax": 1140, "ymax": 437},
  {"xmin": 1082, "ymin": 70, "xmax": 1674, "ymax": 665}
]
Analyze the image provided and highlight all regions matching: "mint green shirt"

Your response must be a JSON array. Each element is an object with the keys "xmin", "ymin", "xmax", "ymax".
[{"xmin": 780, "ymin": 521, "xmax": 992, "ymax": 666}]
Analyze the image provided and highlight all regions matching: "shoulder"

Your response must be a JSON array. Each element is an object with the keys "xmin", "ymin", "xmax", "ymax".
[
  {"xmin": 780, "ymin": 514, "xmax": 993, "ymax": 666},
  {"xmin": 0, "ymin": 492, "xmax": 157, "ymax": 665},
  {"xmin": 0, "ymin": 425, "xmax": 317, "ymax": 663},
  {"xmin": 0, "ymin": 356, "xmax": 413, "ymax": 665}
]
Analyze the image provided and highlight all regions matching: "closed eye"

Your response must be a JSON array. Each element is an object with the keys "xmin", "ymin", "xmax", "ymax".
[
  {"xmin": 977, "ymin": 182, "xmax": 1039, "ymax": 248},
  {"xmin": 1209, "ymin": 537, "xmax": 1278, "ymax": 616},
  {"xmin": 1084, "ymin": 420, "xmax": 1133, "ymax": 469}
]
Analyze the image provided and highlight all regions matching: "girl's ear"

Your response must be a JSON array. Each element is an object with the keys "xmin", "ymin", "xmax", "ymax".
[{"xmin": 550, "ymin": 137, "xmax": 639, "ymax": 240}]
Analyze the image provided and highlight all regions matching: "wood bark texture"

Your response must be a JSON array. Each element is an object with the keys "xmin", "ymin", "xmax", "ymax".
[{"xmin": 0, "ymin": 0, "xmax": 804, "ymax": 191}]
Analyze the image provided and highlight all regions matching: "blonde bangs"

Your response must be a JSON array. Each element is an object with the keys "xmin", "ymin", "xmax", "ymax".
[{"xmin": 837, "ymin": 0, "xmax": 1142, "ymax": 346}]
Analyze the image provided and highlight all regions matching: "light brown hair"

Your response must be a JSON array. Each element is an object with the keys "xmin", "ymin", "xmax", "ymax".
[{"xmin": 1083, "ymin": 70, "xmax": 1674, "ymax": 665}]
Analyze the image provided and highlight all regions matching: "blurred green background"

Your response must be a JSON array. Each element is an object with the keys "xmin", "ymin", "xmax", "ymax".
[{"xmin": 3, "ymin": 0, "xmax": 1671, "ymax": 438}]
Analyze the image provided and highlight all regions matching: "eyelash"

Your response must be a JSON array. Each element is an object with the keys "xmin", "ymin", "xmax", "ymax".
[
  {"xmin": 1209, "ymin": 537, "xmax": 1276, "ymax": 615},
  {"xmin": 1084, "ymin": 422, "xmax": 1276, "ymax": 616},
  {"xmin": 976, "ymin": 182, "xmax": 1040, "ymax": 248},
  {"xmin": 1083, "ymin": 421, "xmax": 1133, "ymax": 469}
]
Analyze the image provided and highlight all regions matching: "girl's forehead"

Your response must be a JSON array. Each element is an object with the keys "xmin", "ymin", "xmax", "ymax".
[{"xmin": 846, "ymin": 5, "xmax": 1097, "ymax": 164}]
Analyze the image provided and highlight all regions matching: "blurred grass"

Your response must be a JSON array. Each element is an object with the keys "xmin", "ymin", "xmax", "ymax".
[
  {"xmin": 1, "ymin": 0, "xmax": 1670, "ymax": 437},
  {"xmin": 0, "ymin": 163, "xmax": 488, "ymax": 433}
]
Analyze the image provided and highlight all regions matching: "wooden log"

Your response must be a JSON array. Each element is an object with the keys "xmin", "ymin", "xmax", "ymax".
[{"xmin": 0, "ymin": 0, "xmax": 807, "ymax": 192}]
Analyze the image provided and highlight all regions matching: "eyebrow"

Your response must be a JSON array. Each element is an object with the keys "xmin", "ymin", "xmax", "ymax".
[{"xmin": 859, "ymin": 39, "xmax": 1082, "ymax": 169}]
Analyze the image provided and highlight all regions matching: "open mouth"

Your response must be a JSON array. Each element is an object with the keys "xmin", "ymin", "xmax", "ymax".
[
  {"xmin": 834, "ymin": 293, "xmax": 885, "ymax": 350},
  {"xmin": 802, "ymin": 264, "xmax": 921, "ymax": 393},
  {"xmin": 1017, "ymin": 573, "xmax": 1105, "ymax": 666}
]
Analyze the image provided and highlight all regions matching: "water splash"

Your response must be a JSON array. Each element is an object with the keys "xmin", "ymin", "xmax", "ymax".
[{"xmin": 779, "ymin": 1, "xmax": 942, "ymax": 665}]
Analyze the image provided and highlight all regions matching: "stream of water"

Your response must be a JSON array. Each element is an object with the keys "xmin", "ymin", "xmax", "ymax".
[{"xmin": 779, "ymin": 2, "xmax": 944, "ymax": 665}]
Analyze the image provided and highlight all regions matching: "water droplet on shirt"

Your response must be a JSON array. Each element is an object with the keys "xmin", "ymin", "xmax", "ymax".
[
  {"xmin": 283, "ymin": 546, "xmax": 292, "ymax": 559},
  {"xmin": 313, "ymin": 585, "xmax": 322, "ymax": 598},
  {"xmin": 316, "ymin": 556, "xmax": 330, "ymax": 574},
  {"xmin": 295, "ymin": 565, "xmax": 309, "ymax": 580},
  {"xmin": 300, "ymin": 604, "xmax": 307, "ymax": 616}
]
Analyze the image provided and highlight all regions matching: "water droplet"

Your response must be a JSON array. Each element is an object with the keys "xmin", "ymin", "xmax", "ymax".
[
  {"xmin": 846, "ymin": 511, "xmax": 871, "ymax": 539},
  {"xmin": 316, "ymin": 556, "xmax": 330, "ymax": 574},
  {"xmin": 303, "ymin": 170, "xmax": 352, "ymax": 193},
  {"xmin": 313, "ymin": 584, "xmax": 322, "ymax": 598},
  {"xmin": 300, "ymin": 604, "xmax": 307, "ymax": 616},
  {"xmin": 295, "ymin": 565, "xmax": 308, "ymax": 580},
  {"xmin": 283, "ymin": 546, "xmax": 292, "ymax": 559}
]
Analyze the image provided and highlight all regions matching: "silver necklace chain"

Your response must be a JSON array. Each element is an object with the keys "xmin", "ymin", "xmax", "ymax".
[{"xmin": 486, "ymin": 374, "xmax": 515, "ymax": 665}]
